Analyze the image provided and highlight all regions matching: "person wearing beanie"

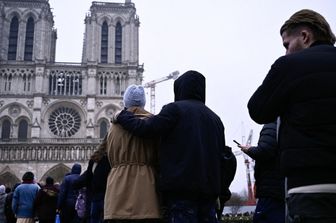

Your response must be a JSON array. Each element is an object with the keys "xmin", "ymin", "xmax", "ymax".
[
  {"xmin": 35, "ymin": 176, "xmax": 59, "ymax": 223},
  {"xmin": 115, "ymin": 71, "xmax": 235, "ymax": 223},
  {"xmin": 12, "ymin": 171, "xmax": 40, "ymax": 222},
  {"xmin": 248, "ymin": 9, "xmax": 336, "ymax": 222},
  {"xmin": 0, "ymin": 185, "xmax": 6, "ymax": 223},
  {"xmin": 123, "ymin": 84, "xmax": 146, "ymax": 108},
  {"xmin": 57, "ymin": 163, "xmax": 82, "ymax": 223},
  {"xmin": 104, "ymin": 84, "xmax": 161, "ymax": 222}
]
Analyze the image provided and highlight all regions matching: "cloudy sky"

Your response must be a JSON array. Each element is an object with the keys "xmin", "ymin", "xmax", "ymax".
[{"xmin": 49, "ymin": 0, "xmax": 336, "ymax": 193}]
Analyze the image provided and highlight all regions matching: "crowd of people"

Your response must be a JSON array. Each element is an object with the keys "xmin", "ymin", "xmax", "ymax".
[{"xmin": 0, "ymin": 8, "xmax": 335, "ymax": 223}]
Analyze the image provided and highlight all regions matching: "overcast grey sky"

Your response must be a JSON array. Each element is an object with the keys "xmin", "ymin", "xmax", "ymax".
[{"xmin": 49, "ymin": 0, "xmax": 336, "ymax": 193}]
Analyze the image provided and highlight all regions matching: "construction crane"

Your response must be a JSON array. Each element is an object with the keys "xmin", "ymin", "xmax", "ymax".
[
  {"xmin": 143, "ymin": 71, "xmax": 179, "ymax": 114},
  {"xmin": 243, "ymin": 129, "xmax": 256, "ymax": 205},
  {"xmin": 233, "ymin": 129, "xmax": 256, "ymax": 205}
]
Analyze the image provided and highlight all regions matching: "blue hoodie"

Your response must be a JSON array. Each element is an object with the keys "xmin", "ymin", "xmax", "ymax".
[{"xmin": 12, "ymin": 183, "xmax": 40, "ymax": 218}]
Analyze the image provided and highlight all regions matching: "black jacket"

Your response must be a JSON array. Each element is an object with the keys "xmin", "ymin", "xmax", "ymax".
[
  {"xmin": 117, "ymin": 70, "xmax": 228, "ymax": 199},
  {"xmin": 34, "ymin": 185, "xmax": 59, "ymax": 220},
  {"xmin": 87, "ymin": 156, "xmax": 111, "ymax": 200},
  {"xmin": 246, "ymin": 122, "xmax": 284, "ymax": 200},
  {"xmin": 248, "ymin": 43, "xmax": 336, "ymax": 189}
]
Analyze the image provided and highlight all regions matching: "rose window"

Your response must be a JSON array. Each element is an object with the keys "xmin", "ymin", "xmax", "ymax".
[{"xmin": 48, "ymin": 107, "xmax": 81, "ymax": 137}]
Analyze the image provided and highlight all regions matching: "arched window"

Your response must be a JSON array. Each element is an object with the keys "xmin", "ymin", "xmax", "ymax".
[
  {"xmin": 100, "ymin": 120, "xmax": 108, "ymax": 138},
  {"xmin": 24, "ymin": 17, "xmax": 35, "ymax": 61},
  {"xmin": 23, "ymin": 74, "xmax": 31, "ymax": 92},
  {"xmin": 101, "ymin": 21, "xmax": 108, "ymax": 63},
  {"xmin": 1, "ymin": 119, "xmax": 11, "ymax": 140},
  {"xmin": 4, "ymin": 74, "xmax": 12, "ymax": 92},
  {"xmin": 18, "ymin": 119, "xmax": 28, "ymax": 141},
  {"xmin": 115, "ymin": 22, "xmax": 122, "ymax": 64},
  {"xmin": 8, "ymin": 16, "xmax": 19, "ymax": 60},
  {"xmin": 99, "ymin": 76, "xmax": 107, "ymax": 95},
  {"xmin": 114, "ymin": 76, "xmax": 121, "ymax": 95}
]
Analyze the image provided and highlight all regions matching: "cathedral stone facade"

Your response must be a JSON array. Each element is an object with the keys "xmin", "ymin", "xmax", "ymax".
[{"xmin": 0, "ymin": 0, "xmax": 143, "ymax": 186}]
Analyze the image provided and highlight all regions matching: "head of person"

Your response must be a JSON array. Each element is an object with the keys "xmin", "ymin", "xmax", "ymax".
[
  {"xmin": 0, "ymin": 185, "xmax": 5, "ymax": 194},
  {"xmin": 71, "ymin": 163, "xmax": 82, "ymax": 174},
  {"xmin": 22, "ymin": 171, "xmax": 35, "ymax": 182},
  {"xmin": 174, "ymin": 70, "xmax": 205, "ymax": 103},
  {"xmin": 45, "ymin": 176, "xmax": 54, "ymax": 186},
  {"xmin": 280, "ymin": 9, "xmax": 335, "ymax": 55},
  {"xmin": 123, "ymin": 84, "xmax": 146, "ymax": 109},
  {"xmin": 5, "ymin": 187, "xmax": 11, "ymax": 193}
]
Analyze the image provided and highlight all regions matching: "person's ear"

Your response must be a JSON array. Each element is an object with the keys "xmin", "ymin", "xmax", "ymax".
[{"xmin": 301, "ymin": 30, "xmax": 312, "ymax": 46}]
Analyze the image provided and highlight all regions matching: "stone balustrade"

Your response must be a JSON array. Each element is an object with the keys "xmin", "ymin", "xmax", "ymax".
[{"xmin": 0, "ymin": 138, "xmax": 102, "ymax": 162}]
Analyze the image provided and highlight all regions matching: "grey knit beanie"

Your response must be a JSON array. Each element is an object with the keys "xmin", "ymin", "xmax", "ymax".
[{"xmin": 123, "ymin": 85, "xmax": 146, "ymax": 108}]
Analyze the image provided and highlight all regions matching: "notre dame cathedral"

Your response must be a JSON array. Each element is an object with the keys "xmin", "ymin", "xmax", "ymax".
[{"xmin": 0, "ymin": 0, "xmax": 143, "ymax": 187}]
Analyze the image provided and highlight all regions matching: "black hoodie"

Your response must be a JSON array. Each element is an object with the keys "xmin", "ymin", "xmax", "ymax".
[{"xmin": 117, "ymin": 70, "xmax": 226, "ymax": 199}]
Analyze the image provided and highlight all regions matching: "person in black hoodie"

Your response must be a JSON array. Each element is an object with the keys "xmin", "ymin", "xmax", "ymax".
[
  {"xmin": 116, "ymin": 70, "xmax": 234, "ymax": 223},
  {"xmin": 248, "ymin": 9, "xmax": 336, "ymax": 223},
  {"xmin": 239, "ymin": 121, "xmax": 285, "ymax": 223},
  {"xmin": 35, "ymin": 176, "xmax": 59, "ymax": 223}
]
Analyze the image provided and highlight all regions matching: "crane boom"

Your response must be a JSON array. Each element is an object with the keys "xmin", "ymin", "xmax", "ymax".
[
  {"xmin": 143, "ymin": 71, "xmax": 179, "ymax": 113},
  {"xmin": 244, "ymin": 129, "xmax": 256, "ymax": 205}
]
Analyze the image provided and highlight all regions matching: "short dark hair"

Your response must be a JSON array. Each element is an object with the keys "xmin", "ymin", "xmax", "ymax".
[
  {"xmin": 46, "ymin": 176, "xmax": 54, "ymax": 185},
  {"xmin": 22, "ymin": 171, "xmax": 34, "ymax": 181},
  {"xmin": 280, "ymin": 9, "xmax": 335, "ymax": 45}
]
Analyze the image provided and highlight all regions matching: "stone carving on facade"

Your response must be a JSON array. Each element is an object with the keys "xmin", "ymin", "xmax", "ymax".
[
  {"xmin": 8, "ymin": 105, "xmax": 21, "ymax": 117},
  {"xmin": 43, "ymin": 98, "xmax": 50, "ymax": 106},
  {"xmin": 26, "ymin": 100, "xmax": 34, "ymax": 108},
  {"xmin": 96, "ymin": 100, "xmax": 103, "ymax": 108},
  {"xmin": 80, "ymin": 99, "xmax": 87, "ymax": 107},
  {"xmin": 32, "ymin": 118, "xmax": 40, "ymax": 128},
  {"xmin": 0, "ymin": 100, "xmax": 4, "ymax": 107},
  {"xmin": 105, "ymin": 107, "xmax": 116, "ymax": 118},
  {"xmin": 88, "ymin": 68, "xmax": 97, "ymax": 77},
  {"xmin": 86, "ymin": 118, "xmax": 94, "ymax": 128}
]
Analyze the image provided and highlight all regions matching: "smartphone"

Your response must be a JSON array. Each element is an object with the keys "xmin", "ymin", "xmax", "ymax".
[{"xmin": 233, "ymin": 140, "xmax": 241, "ymax": 146}]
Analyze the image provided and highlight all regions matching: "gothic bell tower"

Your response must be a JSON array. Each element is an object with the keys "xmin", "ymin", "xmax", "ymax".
[{"xmin": 0, "ymin": 0, "xmax": 56, "ymax": 62}]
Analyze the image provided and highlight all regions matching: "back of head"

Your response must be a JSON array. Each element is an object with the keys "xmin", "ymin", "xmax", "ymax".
[
  {"xmin": 280, "ymin": 9, "xmax": 335, "ymax": 45},
  {"xmin": 174, "ymin": 70, "xmax": 206, "ymax": 103},
  {"xmin": 46, "ymin": 176, "xmax": 54, "ymax": 185},
  {"xmin": 22, "ymin": 171, "xmax": 34, "ymax": 181},
  {"xmin": 123, "ymin": 84, "xmax": 146, "ymax": 108},
  {"xmin": 0, "ymin": 185, "xmax": 5, "ymax": 194},
  {"xmin": 71, "ymin": 163, "xmax": 82, "ymax": 174}
]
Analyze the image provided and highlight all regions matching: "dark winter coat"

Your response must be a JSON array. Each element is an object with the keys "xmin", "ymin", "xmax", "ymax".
[
  {"xmin": 87, "ymin": 156, "xmax": 111, "ymax": 201},
  {"xmin": 0, "ymin": 191, "xmax": 6, "ymax": 223},
  {"xmin": 57, "ymin": 163, "xmax": 82, "ymax": 210},
  {"xmin": 34, "ymin": 184, "xmax": 59, "ymax": 220},
  {"xmin": 117, "ymin": 70, "xmax": 226, "ymax": 199},
  {"xmin": 246, "ymin": 122, "xmax": 284, "ymax": 200},
  {"xmin": 248, "ymin": 42, "xmax": 336, "ymax": 189},
  {"xmin": 4, "ymin": 192, "xmax": 15, "ymax": 223}
]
